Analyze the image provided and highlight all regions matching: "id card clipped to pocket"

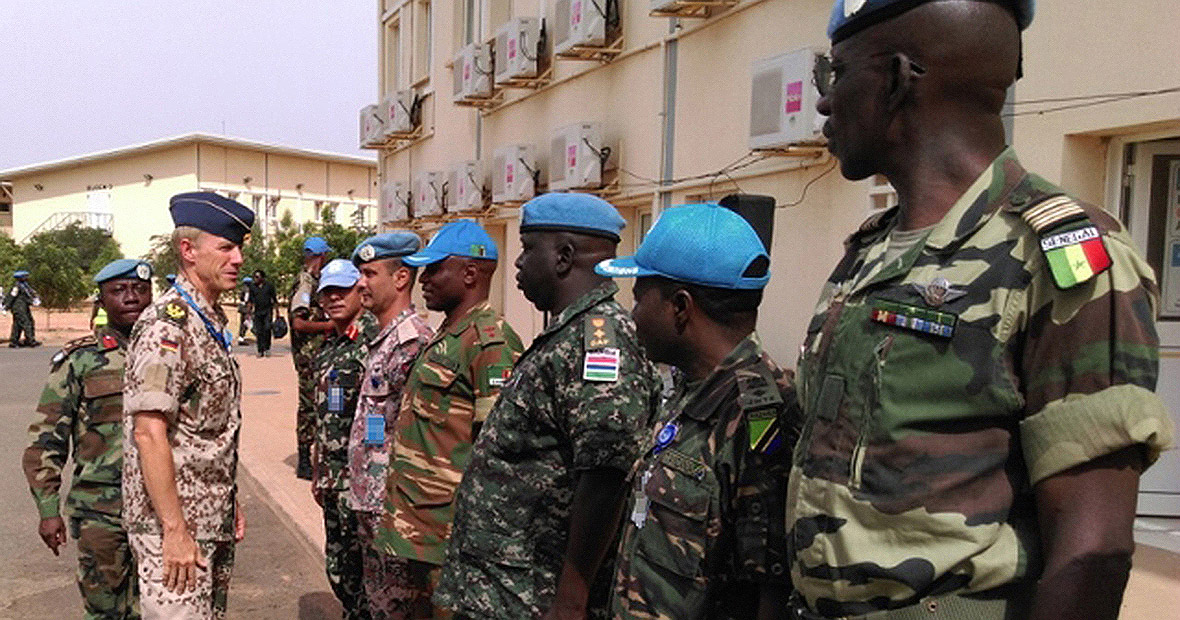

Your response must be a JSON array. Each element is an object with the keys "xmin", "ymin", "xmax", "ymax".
[{"xmin": 364, "ymin": 414, "xmax": 385, "ymax": 445}]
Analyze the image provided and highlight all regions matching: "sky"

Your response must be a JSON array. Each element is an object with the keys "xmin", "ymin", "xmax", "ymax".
[{"xmin": 0, "ymin": 0, "xmax": 378, "ymax": 170}]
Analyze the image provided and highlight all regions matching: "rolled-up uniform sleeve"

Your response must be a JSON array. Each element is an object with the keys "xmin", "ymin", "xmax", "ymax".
[{"xmin": 124, "ymin": 318, "xmax": 188, "ymax": 423}]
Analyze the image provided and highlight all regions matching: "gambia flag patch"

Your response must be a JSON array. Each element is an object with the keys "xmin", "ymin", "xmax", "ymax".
[
  {"xmin": 1039, "ymin": 225, "xmax": 1111, "ymax": 289},
  {"xmin": 583, "ymin": 348, "xmax": 620, "ymax": 382}
]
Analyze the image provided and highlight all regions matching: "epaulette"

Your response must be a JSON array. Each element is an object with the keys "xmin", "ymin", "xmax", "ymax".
[
  {"xmin": 737, "ymin": 369, "xmax": 784, "ymax": 455},
  {"xmin": 474, "ymin": 314, "xmax": 506, "ymax": 347},
  {"xmin": 583, "ymin": 314, "xmax": 617, "ymax": 351},
  {"xmin": 844, "ymin": 206, "xmax": 897, "ymax": 250},
  {"xmin": 51, "ymin": 335, "xmax": 97, "ymax": 369},
  {"xmin": 161, "ymin": 299, "xmax": 189, "ymax": 326},
  {"xmin": 1010, "ymin": 189, "xmax": 1112, "ymax": 290}
]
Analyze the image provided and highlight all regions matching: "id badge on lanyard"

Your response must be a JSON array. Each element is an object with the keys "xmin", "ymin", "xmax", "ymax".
[
  {"xmin": 365, "ymin": 414, "xmax": 385, "ymax": 445},
  {"xmin": 328, "ymin": 370, "xmax": 344, "ymax": 413}
]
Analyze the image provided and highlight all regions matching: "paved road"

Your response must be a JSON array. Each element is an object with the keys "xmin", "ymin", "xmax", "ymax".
[{"xmin": 0, "ymin": 345, "xmax": 342, "ymax": 619}]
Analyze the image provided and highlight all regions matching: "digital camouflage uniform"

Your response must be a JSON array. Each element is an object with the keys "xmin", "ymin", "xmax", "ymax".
[
  {"xmin": 788, "ymin": 148, "xmax": 1174, "ymax": 618},
  {"xmin": 7, "ymin": 278, "xmax": 38, "ymax": 344},
  {"xmin": 612, "ymin": 333, "xmax": 798, "ymax": 620},
  {"xmin": 313, "ymin": 310, "xmax": 379, "ymax": 619},
  {"xmin": 436, "ymin": 283, "xmax": 658, "ymax": 620},
  {"xmin": 123, "ymin": 274, "xmax": 241, "ymax": 619},
  {"xmin": 21, "ymin": 326, "xmax": 140, "ymax": 619},
  {"xmin": 292, "ymin": 268, "xmax": 328, "ymax": 450},
  {"xmin": 348, "ymin": 306, "xmax": 433, "ymax": 619},
  {"xmin": 376, "ymin": 299, "xmax": 524, "ymax": 616}
]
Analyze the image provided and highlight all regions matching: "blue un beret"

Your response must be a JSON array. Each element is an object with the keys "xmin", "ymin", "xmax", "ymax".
[
  {"xmin": 520, "ymin": 192, "xmax": 626, "ymax": 242},
  {"xmin": 169, "ymin": 192, "xmax": 255, "ymax": 246},
  {"xmin": 94, "ymin": 259, "xmax": 153, "ymax": 284},
  {"xmin": 13, "ymin": 270, "xmax": 29, "ymax": 279},
  {"xmin": 828, "ymin": 0, "xmax": 1035, "ymax": 43},
  {"xmin": 352, "ymin": 231, "xmax": 422, "ymax": 265}
]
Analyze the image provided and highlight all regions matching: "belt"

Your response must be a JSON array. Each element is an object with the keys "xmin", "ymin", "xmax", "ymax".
[{"xmin": 791, "ymin": 588, "xmax": 1031, "ymax": 620}]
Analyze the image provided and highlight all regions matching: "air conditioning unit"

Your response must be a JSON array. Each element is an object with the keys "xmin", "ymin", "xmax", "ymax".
[
  {"xmin": 749, "ymin": 48, "xmax": 827, "ymax": 150},
  {"xmin": 412, "ymin": 171, "xmax": 445, "ymax": 217},
  {"xmin": 492, "ymin": 144, "xmax": 536, "ymax": 203},
  {"xmin": 452, "ymin": 42, "xmax": 494, "ymax": 103},
  {"xmin": 380, "ymin": 181, "xmax": 409, "ymax": 223},
  {"xmin": 382, "ymin": 90, "xmax": 416, "ymax": 137},
  {"xmin": 548, "ymin": 122, "xmax": 603, "ymax": 191},
  {"xmin": 358, "ymin": 103, "xmax": 386, "ymax": 148},
  {"xmin": 494, "ymin": 17, "xmax": 543, "ymax": 85},
  {"xmin": 447, "ymin": 160, "xmax": 485, "ymax": 213},
  {"xmin": 553, "ymin": 0, "xmax": 609, "ymax": 55}
]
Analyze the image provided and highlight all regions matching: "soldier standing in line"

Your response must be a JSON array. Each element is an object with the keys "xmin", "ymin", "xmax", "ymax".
[
  {"xmin": 311, "ymin": 258, "xmax": 379, "ymax": 618},
  {"xmin": 347, "ymin": 232, "xmax": 434, "ymax": 619},
  {"xmin": 597, "ymin": 204, "xmax": 798, "ymax": 619},
  {"xmin": 376, "ymin": 219, "xmax": 524, "ymax": 619},
  {"xmin": 236, "ymin": 276, "xmax": 253, "ymax": 346},
  {"xmin": 435, "ymin": 195, "xmax": 657, "ymax": 620},
  {"xmin": 787, "ymin": 2, "xmax": 1174, "ymax": 619},
  {"xmin": 249, "ymin": 268, "xmax": 277, "ymax": 357},
  {"xmin": 122, "ymin": 192, "xmax": 251, "ymax": 619},
  {"xmin": 6, "ymin": 269, "xmax": 42, "ymax": 347},
  {"xmin": 291, "ymin": 236, "xmax": 336, "ymax": 480},
  {"xmin": 22, "ymin": 258, "xmax": 154, "ymax": 619}
]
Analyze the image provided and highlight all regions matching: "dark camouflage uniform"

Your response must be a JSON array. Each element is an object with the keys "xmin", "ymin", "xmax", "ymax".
[
  {"xmin": 788, "ymin": 148, "xmax": 1174, "ymax": 618},
  {"xmin": 6, "ymin": 279, "xmax": 38, "ymax": 344},
  {"xmin": 313, "ymin": 311, "xmax": 379, "ymax": 619},
  {"xmin": 611, "ymin": 333, "xmax": 798, "ymax": 620},
  {"xmin": 292, "ymin": 267, "xmax": 328, "ymax": 449},
  {"xmin": 21, "ymin": 326, "xmax": 140, "ymax": 619},
  {"xmin": 436, "ymin": 283, "xmax": 660, "ymax": 619}
]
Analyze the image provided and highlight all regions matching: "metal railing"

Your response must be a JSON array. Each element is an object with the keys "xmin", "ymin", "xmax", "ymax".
[{"xmin": 22, "ymin": 211, "xmax": 114, "ymax": 242}]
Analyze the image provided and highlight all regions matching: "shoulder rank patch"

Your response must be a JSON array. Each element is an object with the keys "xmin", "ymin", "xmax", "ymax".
[
  {"xmin": 583, "ymin": 348, "xmax": 620, "ymax": 382},
  {"xmin": 1019, "ymin": 194, "xmax": 1112, "ymax": 289},
  {"xmin": 1020, "ymin": 194, "xmax": 1086, "ymax": 234},
  {"xmin": 584, "ymin": 315, "xmax": 616, "ymax": 350},
  {"xmin": 99, "ymin": 333, "xmax": 119, "ymax": 350},
  {"xmin": 50, "ymin": 349, "xmax": 68, "ymax": 368},
  {"xmin": 51, "ymin": 335, "xmax": 96, "ymax": 369},
  {"xmin": 737, "ymin": 372, "xmax": 783, "ymax": 412},
  {"xmin": 474, "ymin": 316, "xmax": 505, "ymax": 346},
  {"xmin": 163, "ymin": 301, "xmax": 188, "ymax": 325}
]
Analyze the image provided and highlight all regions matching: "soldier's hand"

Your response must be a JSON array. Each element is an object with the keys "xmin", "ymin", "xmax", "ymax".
[
  {"xmin": 234, "ymin": 505, "xmax": 246, "ymax": 543},
  {"xmin": 38, "ymin": 517, "xmax": 67, "ymax": 556},
  {"xmin": 162, "ymin": 529, "xmax": 207, "ymax": 593}
]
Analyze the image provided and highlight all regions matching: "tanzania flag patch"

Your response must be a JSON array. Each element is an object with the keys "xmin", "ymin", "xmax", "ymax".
[
  {"xmin": 583, "ymin": 348, "xmax": 620, "ymax": 382},
  {"xmin": 748, "ymin": 412, "xmax": 782, "ymax": 455},
  {"xmin": 1040, "ymin": 225, "xmax": 1111, "ymax": 289}
]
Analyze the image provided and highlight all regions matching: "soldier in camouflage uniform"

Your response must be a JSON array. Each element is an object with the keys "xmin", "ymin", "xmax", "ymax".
[
  {"xmin": 123, "ymin": 192, "xmax": 252, "ymax": 619},
  {"xmin": 349, "ymin": 232, "xmax": 434, "ymax": 619},
  {"xmin": 787, "ymin": 3, "xmax": 1175, "ymax": 619},
  {"xmin": 6, "ymin": 270, "xmax": 41, "ymax": 347},
  {"xmin": 292, "ymin": 236, "xmax": 335, "ymax": 480},
  {"xmin": 436, "ymin": 196, "xmax": 657, "ymax": 619},
  {"xmin": 21, "ymin": 258, "xmax": 154, "ymax": 620},
  {"xmin": 377, "ymin": 219, "xmax": 524, "ymax": 619},
  {"xmin": 597, "ymin": 204, "xmax": 799, "ymax": 620},
  {"xmin": 312, "ymin": 258, "xmax": 379, "ymax": 619}
]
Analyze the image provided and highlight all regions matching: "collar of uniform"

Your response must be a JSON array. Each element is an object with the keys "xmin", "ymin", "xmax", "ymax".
[
  {"xmin": 370, "ymin": 305, "xmax": 420, "ymax": 347},
  {"xmin": 441, "ymin": 300, "xmax": 495, "ymax": 338},
  {"xmin": 539, "ymin": 281, "xmax": 619, "ymax": 341},
  {"xmin": 923, "ymin": 147, "xmax": 1027, "ymax": 252},
  {"xmin": 174, "ymin": 273, "xmax": 228, "ymax": 328},
  {"xmin": 676, "ymin": 332, "xmax": 764, "ymax": 422},
  {"xmin": 94, "ymin": 324, "xmax": 128, "ymax": 349}
]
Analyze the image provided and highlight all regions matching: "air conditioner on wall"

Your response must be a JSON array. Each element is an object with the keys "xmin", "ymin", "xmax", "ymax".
[
  {"xmin": 452, "ymin": 42, "xmax": 494, "ymax": 103},
  {"xmin": 412, "ymin": 171, "xmax": 445, "ymax": 217},
  {"xmin": 380, "ymin": 181, "xmax": 409, "ymax": 223},
  {"xmin": 549, "ymin": 122, "xmax": 603, "ymax": 191},
  {"xmin": 358, "ymin": 104, "xmax": 386, "ymax": 148},
  {"xmin": 553, "ymin": 0, "xmax": 607, "ymax": 55},
  {"xmin": 749, "ymin": 47, "xmax": 828, "ymax": 150},
  {"xmin": 492, "ymin": 144, "xmax": 537, "ymax": 203},
  {"xmin": 447, "ymin": 160, "xmax": 485, "ymax": 213},
  {"xmin": 382, "ymin": 90, "xmax": 416, "ymax": 136},
  {"xmin": 494, "ymin": 17, "xmax": 543, "ymax": 85}
]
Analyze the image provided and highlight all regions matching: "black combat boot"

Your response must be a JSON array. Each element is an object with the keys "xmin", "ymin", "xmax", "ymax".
[{"xmin": 296, "ymin": 444, "xmax": 312, "ymax": 480}]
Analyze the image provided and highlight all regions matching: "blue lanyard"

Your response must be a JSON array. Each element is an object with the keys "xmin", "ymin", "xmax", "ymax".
[{"xmin": 171, "ymin": 282, "xmax": 232, "ymax": 352}]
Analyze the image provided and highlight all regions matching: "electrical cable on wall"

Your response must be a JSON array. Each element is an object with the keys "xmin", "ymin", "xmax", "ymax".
[{"xmin": 1005, "ymin": 86, "xmax": 1179, "ymax": 117}]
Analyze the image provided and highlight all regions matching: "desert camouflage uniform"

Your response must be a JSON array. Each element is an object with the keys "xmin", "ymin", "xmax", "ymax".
[
  {"xmin": 788, "ymin": 148, "xmax": 1174, "ymax": 618},
  {"xmin": 612, "ymin": 333, "xmax": 798, "ymax": 620},
  {"xmin": 436, "ymin": 283, "xmax": 658, "ymax": 619},
  {"xmin": 313, "ymin": 311, "xmax": 379, "ymax": 619},
  {"xmin": 22, "ymin": 326, "xmax": 140, "ymax": 619},
  {"xmin": 349, "ymin": 306, "xmax": 433, "ymax": 619},
  {"xmin": 375, "ymin": 299, "xmax": 523, "ymax": 616},
  {"xmin": 292, "ymin": 267, "xmax": 328, "ymax": 449},
  {"xmin": 122, "ymin": 274, "xmax": 241, "ymax": 619}
]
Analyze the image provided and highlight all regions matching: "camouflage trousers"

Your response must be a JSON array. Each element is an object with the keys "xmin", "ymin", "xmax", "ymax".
[
  {"xmin": 322, "ymin": 490, "xmax": 371, "ymax": 620},
  {"xmin": 129, "ymin": 533, "xmax": 234, "ymax": 620},
  {"xmin": 293, "ymin": 346, "xmax": 318, "ymax": 448},
  {"xmin": 356, "ymin": 510, "xmax": 414, "ymax": 620},
  {"xmin": 70, "ymin": 516, "xmax": 140, "ymax": 620}
]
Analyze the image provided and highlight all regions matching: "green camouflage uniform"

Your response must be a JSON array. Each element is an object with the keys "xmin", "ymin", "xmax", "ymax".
[
  {"xmin": 611, "ymin": 333, "xmax": 798, "ymax": 620},
  {"xmin": 313, "ymin": 311, "xmax": 379, "ymax": 619},
  {"xmin": 6, "ymin": 279, "xmax": 38, "ymax": 344},
  {"xmin": 436, "ymin": 283, "xmax": 660, "ymax": 619},
  {"xmin": 21, "ymin": 326, "xmax": 140, "ymax": 619},
  {"xmin": 292, "ymin": 267, "xmax": 328, "ymax": 449},
  {"xmin": 788, "ymin": 148, "xmax": 1174, "ymax": 618},
  {"xmin": 375, "ymin": 300, "xmax": 523, "ymax": 613}
]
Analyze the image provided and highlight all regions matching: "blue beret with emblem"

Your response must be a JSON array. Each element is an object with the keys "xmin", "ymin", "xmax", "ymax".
[
  {"xmin": 403, "ymin": 220, "xmax": 498, "ymax": 266},
  {"xmin": 829, "ymin": 0, "xmax": 1035, "ymax": 43},
  {"xmin": 169, "ymin": 191, "xmax": 255, "ymax": 246},
  {"xmin": 13, "ymin": 270, "xmax": 29, "ymax": 279},
  {"xmin": 520, "ymin": 192, "xmax": 627, "ymax": 242},
  {"xmin": 94, "ymin": 259, "xmax": 153, "ymax": 284},
  {"xmin": 351, "ymin": 231, "xmax": 422, "ymax": 265}
]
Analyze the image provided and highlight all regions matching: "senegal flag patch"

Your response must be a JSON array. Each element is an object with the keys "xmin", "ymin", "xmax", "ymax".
[{"xmin": 1040, "ymin": 225, "xmax": 1111, "ymax": 289}]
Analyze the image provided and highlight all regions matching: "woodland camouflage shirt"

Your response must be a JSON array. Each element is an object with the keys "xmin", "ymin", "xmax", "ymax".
[{"xmin": 312, "ymin": 311, "xmax": 379, "ymax": 494}]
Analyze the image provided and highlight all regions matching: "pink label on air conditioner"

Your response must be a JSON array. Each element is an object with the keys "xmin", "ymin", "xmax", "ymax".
[
  {"xmin": 509, "ymin": 39, "xmax": 517, "ymax": 59},
  {"xmin": 573, "ymin": 2, "xmax": 582, "ymax": 26},
  {"xmin": 568, "ymin": 144, "xmax": 577, "ymax": 168},
  {"xmin": 785, "ymin": 81, "xmax": 803, "ymax": 114},
  {"xmin": 459, "ymin": 184, "xmax": 466, "ymax": 197},
  {"xmin": 464, "ymin": 63, "xmax": 471, "ymax": 80},
  {"xmin": 507, "ymin": 163, "xmax": 514, "ymax": 184}
]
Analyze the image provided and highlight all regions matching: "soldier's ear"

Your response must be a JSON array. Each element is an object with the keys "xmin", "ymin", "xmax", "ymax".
[
  {"xmin": 553, "ymin": 237, "xmax": 575, "ymax": 277},
  {"xmin": 670, "ymin": 288, "xmax": 693, "ymax": 334}
]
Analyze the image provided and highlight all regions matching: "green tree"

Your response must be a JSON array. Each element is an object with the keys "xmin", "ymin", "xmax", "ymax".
[
  {"xmin": 0, "ymin": 233, "xmax": 24, "ymax": 286},
  {"xmin": 29, "ymin": 223, "xmax": 122, "ymax": 276},
  {"xmin": 26, "ymin": 245, "xmax": 88, "ymax": 310}
]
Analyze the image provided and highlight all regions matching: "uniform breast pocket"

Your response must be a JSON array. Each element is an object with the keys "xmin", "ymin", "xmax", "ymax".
[
  {"xmin": 413, "ymin": 360, "xmax": 460, "ymax": 425},
  {"xmin": 192, "ymin": 362, "xmax": 234, "ymax": 432},
  {"xmin": 82, "ymin": 371, "xmax": 124, "ymax": 424},
  {"xmin": 636, "ymin": 452, "xmax": 713, "ymax": 579}
]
